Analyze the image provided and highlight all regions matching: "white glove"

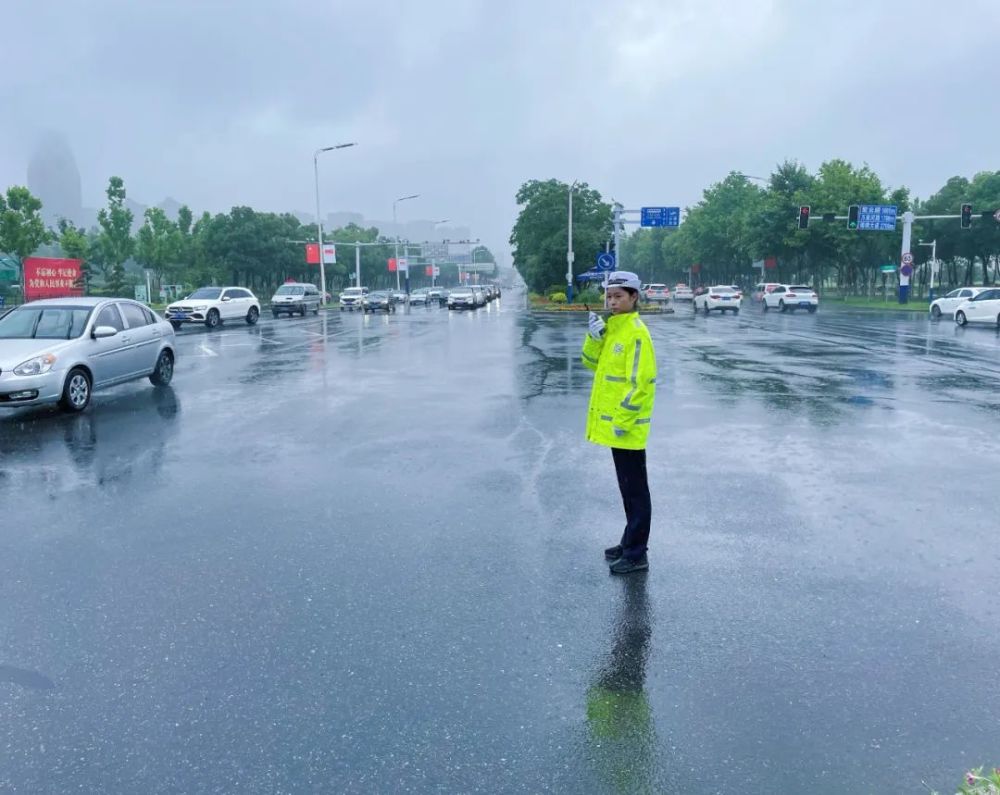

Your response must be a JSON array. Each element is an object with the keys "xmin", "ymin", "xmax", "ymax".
[{"xmin": 588, "ymin": 312, "xmax": 606, "ymax": 339}]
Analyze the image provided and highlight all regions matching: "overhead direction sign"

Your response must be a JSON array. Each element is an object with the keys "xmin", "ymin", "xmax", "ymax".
[
  {"xmin": 640, "ymin": 207, "xmax": 680, "ymax": 228},
  {"xmin": 857, "ymin": 204, "xmax": 897, "ymax": 231}
]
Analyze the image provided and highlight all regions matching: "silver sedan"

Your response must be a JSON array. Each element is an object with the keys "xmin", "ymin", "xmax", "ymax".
[{"xmin": 0, "ymin": 297, "xmax": 176, "ymax": 413}]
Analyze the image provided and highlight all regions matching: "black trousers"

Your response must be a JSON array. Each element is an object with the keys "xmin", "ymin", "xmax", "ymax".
[{"xmin": 611, "ymin": 448, "xmax": 652, "ymax": 559}]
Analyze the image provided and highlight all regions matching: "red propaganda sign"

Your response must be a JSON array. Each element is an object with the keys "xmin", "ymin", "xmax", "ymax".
[
  {"xmin": 690, "ymin": 263, "xmax": 701, "ymax": 274},
  {"xmin": 305, "ymin": 243, "xmax": 320, "ymax": 264},
  {"xmin": 764, "ymin": 256, "xmax": 777, "ymax": 270},
  {"xmin": 23, "ymin": 257, "xmax": 83, "ymax": 302},
  {"xmin": 387, "ymin": 258, "xmax": 397, "ymax": 272},
  {"xmin": 425, "ymin": 265, "xmax": 433, "ymax": 276}
]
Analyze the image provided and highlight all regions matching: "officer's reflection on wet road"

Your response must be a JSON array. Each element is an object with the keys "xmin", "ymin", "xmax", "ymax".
[{"xmin": 586, "ymin": 575, "xmax": 657, "ymax": 793}]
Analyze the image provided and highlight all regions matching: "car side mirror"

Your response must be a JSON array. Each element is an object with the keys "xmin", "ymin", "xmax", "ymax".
[
  {"xmin": 92, "ymin": 326, "xmax": 118, "ymax": 339},
  {"xmin": 221, "ymin": 297, "xmax": 231, "ymax": 302}
]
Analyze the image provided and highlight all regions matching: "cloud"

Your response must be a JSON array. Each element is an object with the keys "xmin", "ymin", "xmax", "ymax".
[{"xmin": 1, "ymin": 0, "xmax": 999, "ymax": 254}]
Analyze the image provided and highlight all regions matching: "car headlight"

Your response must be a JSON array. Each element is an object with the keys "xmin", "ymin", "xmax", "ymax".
[
  {"xmin": 14, "ymin": 353, "xmax": 57, "ymax": 376},
  {"xmin": 192, "ymin": 305, "xmax": 208, "ymax": 311}
]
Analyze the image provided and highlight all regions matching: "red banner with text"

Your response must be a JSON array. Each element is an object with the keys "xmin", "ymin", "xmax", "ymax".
[{"xmin": 23, "ymin": 257, "xmax": 84, "ymax": 302}]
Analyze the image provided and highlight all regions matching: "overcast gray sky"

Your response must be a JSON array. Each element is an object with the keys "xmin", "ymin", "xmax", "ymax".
[{"xmin": 2, "ymin": 0, "xmax": 997, "ymax": 258}]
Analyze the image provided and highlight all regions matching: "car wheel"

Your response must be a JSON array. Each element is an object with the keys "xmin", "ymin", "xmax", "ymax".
[
  {"xmin": 170, "ymin": 320, "xmax": 182, "ymax": 330},
  {"xmin": 339, "ymin": 306, "xmax": 344, "ymax": 311},
  {"xmin": 779, "ymin": 300, "xmax": 786, "ymax": 313},
  {"xmin": 149, "ymin": 350, "xmax": 174, "ymax": 386},
  {"xmin": 205, "ymin": 309, "xmax": 221, "ymax": 328},
  {"xmin": 808, "ymin": 306, "xmax": 817, "ymax": 314},
  {"xmin": 762, "ymin": 301, "xmax": 769, "ymax": 312},
  {"xmin": 300, "ymin": 305, "xmax": 307, "ymax": 317},
  {"xmin": 313, "ymin": 306, "xmax": 319, "ymax": 315},
  {"xmin": 996, "ymin": 312, "xmax": 1000, "ymax": 329},
  {"xmin": 703, "ymin": 303, "xmax": 710, "ymax": 316},
  {"xmin": 931, "ymin": 304, "xmax": 942, "ymax": 319},
  {"xmin": 733, "ymin": 307, "xmax": 740, "ymax": 315},
  {"xmin": 60, "ymin": 367, "xmax": 92, "ymax": 413},
  {"xmin": 246, "ymin": 306, "xmax": 260, "ymax": 325},
  {"xmin": 956, "ymin": 310, "xmax": 967, "ymax": 327}
]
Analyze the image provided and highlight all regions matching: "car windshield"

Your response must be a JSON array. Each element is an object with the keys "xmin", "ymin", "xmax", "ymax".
[
  {"xmin": 712, "ymin": 287, "xmax": 735, "ymax": 294},
  {"xmin": 186, "ymin": 288, "xmax": 222, "ymax": 300},
  {"xmin": 648, "ymin": 284, "xmax": 666, "ymax": 290},
  {"xmin": 275, "ymin": 285, "xmax": 305, "ymax": 296},
  {"xmin": 343, "ymin": 288, "xmax": 363, "ymax": 296},
  {"xmin": 0, "ymin": 306, "xmax": 93, "ymax": 339},
  {"xmin": 789, "ymin": 286, "xmax": 812, "ymax": 291}
]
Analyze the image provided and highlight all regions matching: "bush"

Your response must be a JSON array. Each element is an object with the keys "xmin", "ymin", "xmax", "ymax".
[
  {"xmin": 550, "ymin": 292, "xmax": 567, "ymax": 304},
  {"xmin": 546, "ymin": 284, "xmax": 567, "ymax": 297},
  {"xmin": 576, "ymin": 288, "xmax": 603, "ymax": 305}
]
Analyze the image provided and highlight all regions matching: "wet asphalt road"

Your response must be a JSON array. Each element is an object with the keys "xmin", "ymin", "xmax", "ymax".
[{"xmin": 2, "ymin": 291, "xmax": 1000, "ymax": 794}]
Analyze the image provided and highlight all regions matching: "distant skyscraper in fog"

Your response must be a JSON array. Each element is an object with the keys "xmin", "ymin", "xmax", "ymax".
[{"xmin": 27, "ymin": 132, "xmax": 83, "ymax": 226}]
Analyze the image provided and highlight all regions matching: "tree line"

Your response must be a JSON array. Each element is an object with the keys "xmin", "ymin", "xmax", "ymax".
[
  {"xmin": 1, "ymin": 178, "xmax": 494, "ymax": 303},
  {"xmin": 509, "ymin": 163, "xmax": 1000, "ymax": 296}
]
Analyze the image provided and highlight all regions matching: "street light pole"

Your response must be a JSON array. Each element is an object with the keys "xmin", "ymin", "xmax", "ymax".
[
  {"xmin": 313, "ymin": 142, "xmax": 356, "ymax": 306},
  {"xmin": 393, "ymin": 194, "xmax": 420, "ymax": 293},
  {"xmin": 919, "ymin": 239, "xmax": 938, "ymax": 301},
  {"xmin": 567, "ymin": 180, "xmax": 578, "ymax": 302}
]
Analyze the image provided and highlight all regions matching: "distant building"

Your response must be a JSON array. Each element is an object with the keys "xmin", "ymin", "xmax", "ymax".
[{"xmin": 27, "ymin": 132, "xmax": 83, "ymax": 227}]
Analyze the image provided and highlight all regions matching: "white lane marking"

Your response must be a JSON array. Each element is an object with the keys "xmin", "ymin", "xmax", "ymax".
[{"xmin": 199, "ymin": 343, "xmax": 219, "ymax": 357}]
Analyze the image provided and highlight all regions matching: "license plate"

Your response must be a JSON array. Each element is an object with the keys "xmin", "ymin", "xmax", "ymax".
[
  {"xmin": 173, "ymin": 313, "xmax": 188, "ymax": 319},
  {"xmin": 720, "ymin": 297, "xmax": 730, "ymax": 301},
  {"xmin": 799, "ymin": 301, "xmax": 810, "ymax": 307}
]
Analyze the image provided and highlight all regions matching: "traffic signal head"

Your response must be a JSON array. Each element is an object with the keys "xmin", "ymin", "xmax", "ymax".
[
  {"xmin": 961, "ymin": 203, "xmax": 973, "ymax": 229},
  {"xmin": 847, "ymin": 205, "xmax": 859, "ymax": 230},
  {"xmin": 797, "ymin": 206, "xmax": 810, "ymax": 230}
]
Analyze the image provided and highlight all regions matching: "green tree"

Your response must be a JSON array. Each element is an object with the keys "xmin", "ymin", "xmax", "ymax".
[
  {"xmin": 57, "ymin": 218, "xmax": 92, "ymax": 292},
  {"xmin": 97, "ymin": 176, "xmax": 135, "ymax": 296},
  {"xmin": 510, "ymin": 179, "xmax": 612, "ymax": 292},
  {"xmin": 0, "ymin": 186, "xmax": 50, "ymax": 283},
  {"xmin": 135, "ymin": 207, "xmax": 181, "ymax": 288}
]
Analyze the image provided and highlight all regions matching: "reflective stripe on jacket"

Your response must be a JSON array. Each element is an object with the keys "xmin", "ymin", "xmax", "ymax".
[{"xmin": 582, "ymin": 312, "xmax": 657, "ymax": 450}]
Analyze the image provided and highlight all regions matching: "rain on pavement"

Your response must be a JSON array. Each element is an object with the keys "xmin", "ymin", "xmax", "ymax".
[{"xmin": 3, "ymin": 291, "xmax": 1000, "ymax": 793}]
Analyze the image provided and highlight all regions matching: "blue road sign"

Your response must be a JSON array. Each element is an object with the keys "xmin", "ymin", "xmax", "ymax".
[
  {"xmin": 857, "ymin": 204, "xmax": 897, "ymax": 231},
  {"xmin": 596, "ymin": 252, "xmax": 616, "ymax": 271},
  {"xmin": 640, "ymin": 207, "xmax": 680, "ymax": 228}
]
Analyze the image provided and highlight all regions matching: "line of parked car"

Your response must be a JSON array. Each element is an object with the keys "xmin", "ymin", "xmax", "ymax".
[{"xmin": 929, "ymin": 286, "xmax": 1000, "ymax": 327}]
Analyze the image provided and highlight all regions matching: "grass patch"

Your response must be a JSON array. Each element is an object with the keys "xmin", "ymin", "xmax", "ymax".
[{"xmin": 838, "ymin": 296, "xmax": 930, "ymax": 313}]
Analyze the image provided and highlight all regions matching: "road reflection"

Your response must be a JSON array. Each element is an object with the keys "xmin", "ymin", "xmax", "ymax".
[{"xmin": 586, "ymin": 575, "xmax": 658, "ymax": 792}]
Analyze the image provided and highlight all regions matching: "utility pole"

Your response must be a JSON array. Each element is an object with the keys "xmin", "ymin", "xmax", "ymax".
[
  {"xmin": 355, "ymin": 243, "xmax": 361, "ymax": 289},
  {"xmin": 918, "ymin": 239, "xmax": 937, "ymax": 301},
  {"xmin": 566, "ymin": 181, "xmax": 577, "ymax": 302}
]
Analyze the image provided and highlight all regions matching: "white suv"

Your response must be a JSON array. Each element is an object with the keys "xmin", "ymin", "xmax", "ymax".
[
  {"xmin": 339, "ymin": 287, "xmax": 368, "ymax": 311},
  {"xmin": 166, "ymin": 287, "xmax": 261, "ymax": 329},
  {"xmin": 762, "ymin": 284, "xmax": 818, "ymax": 313}
]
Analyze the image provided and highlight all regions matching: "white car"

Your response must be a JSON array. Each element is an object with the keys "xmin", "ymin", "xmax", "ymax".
[
  {"xmin": 673, "ymin": 284, "xmax": 693, "ymax": 302},
  {"xmin": 954, "ymin": 288, "xmax": 1000, "ymax": 328},
  {"xmin": 694, "ymin": 286, "xmax": 741, "ymax": 314},
  {"xmin": 930, "ymin": 287, "xmax": 986, "ymax": 319},
  {"xmin": 447, "ymin": 288, "xmax": 478, "ymax": 310},
  {"xmin": 644, "ymin": 284, "xmax": 671, "ymax": 302},
  {"xmin": 339, "ymin": 287, "xmax": 368, "ymax": 311},
  {"xmin": 165, "ymin": 287, "xmax": 260, "ymax": 329},
  {"xmin": 762, "ymin": 284, "xmax": 818, "ymax": 313}
]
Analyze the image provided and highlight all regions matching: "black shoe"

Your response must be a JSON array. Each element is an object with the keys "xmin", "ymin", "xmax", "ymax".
[
  {"xmin": 604, "ymin": 545, "xmax": 623, "ymax": 562},
  {"xmin": 609, "ymin": 555, "xmax": 648, "ymax": 575}
]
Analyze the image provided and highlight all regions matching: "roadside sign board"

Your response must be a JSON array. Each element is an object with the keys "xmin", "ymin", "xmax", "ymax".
[
  {"xmin": 640, "ymin": 207, "xmax": 680, "ymax": 228},
  {"xmin": 879, "ymin": 265, "xmax": 897, "ymax": 273},
  {"xmin": 858, "ymin": 205, "xmax": 897, "ymax": 231},
  {"xmin": 596, "ymin": 252, "xmax": 616, "ymax": 271},
  {"xmin": 901, "ymin": 252, "xmax": 914, "ymax": 265}
]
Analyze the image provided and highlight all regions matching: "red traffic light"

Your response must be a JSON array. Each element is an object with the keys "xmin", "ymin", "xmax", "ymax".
[{"xmin": 797, "ymin": 206, "xmax": 811, "ymax": 229}]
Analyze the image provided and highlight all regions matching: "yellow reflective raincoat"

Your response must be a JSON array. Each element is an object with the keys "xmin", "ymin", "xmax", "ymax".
[{"xmin": 582, "ymin": 312, "xmax": 657, "ymax": 450}]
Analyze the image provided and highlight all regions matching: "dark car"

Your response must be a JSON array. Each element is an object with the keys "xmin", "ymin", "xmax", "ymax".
[{"xmin": 363, "ymin": 291, "xmax": 396, "ymax": 313}]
